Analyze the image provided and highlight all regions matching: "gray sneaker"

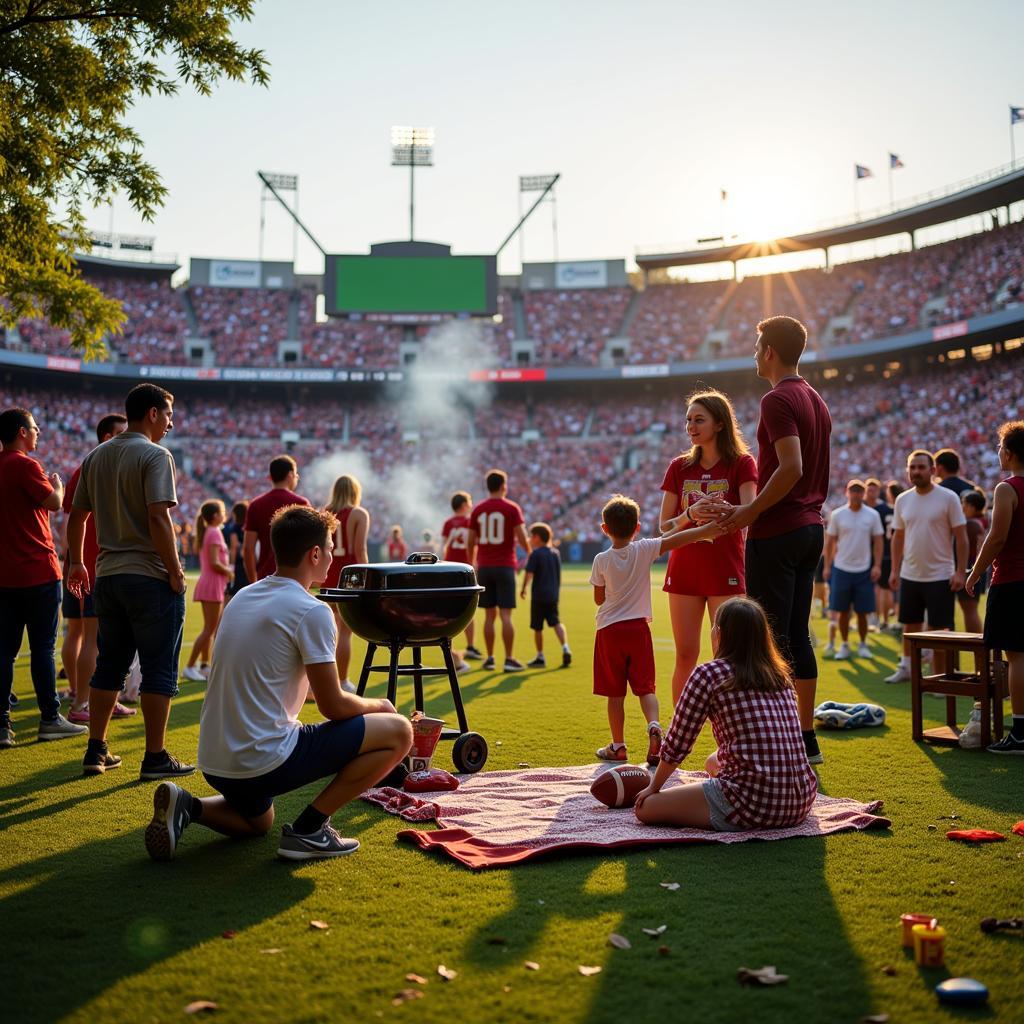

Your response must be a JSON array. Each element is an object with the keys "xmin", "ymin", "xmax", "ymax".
[
  {"xmin": 0, "ymin": 725, "xmax": 14, "ymax": 749},
  {"xmin": 145, "ymin": 782, "xmax": 192, "ymax": 861},
  {"xmin": 277, "ymin": 822, "xmax": 360, "ymax": 861},
  {"xmin": 37, "ymin": 714, "xmax": 87, "ymax": 742}
]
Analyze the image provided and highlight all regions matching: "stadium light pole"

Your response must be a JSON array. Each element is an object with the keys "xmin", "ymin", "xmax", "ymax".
[
  {"xmin": 257, "ymin": 172, "xmax": 300, "ymax": 263},
  {"xmin": 519, "ymin": 174, "xmax": 559, "ymax": 265},
  {"xmin": 391, "ymin": 126, "xmax": 434, "ymax": 241}
]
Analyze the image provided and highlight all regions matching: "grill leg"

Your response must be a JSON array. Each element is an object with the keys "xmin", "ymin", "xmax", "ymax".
[
  {"xmin": 440, "ymin": 637, "xmax": 469, "ymax": 734},
  {"xmin": 356, "ymin": 643, "xmax": 376, "ymax": 697},
  {"xmin": 386, "ymin": 642, "xmax": 401, "ymax": 709},
  {"xmin": 412, "ymin": 646, "xmax": 425, "ymax": 714}
]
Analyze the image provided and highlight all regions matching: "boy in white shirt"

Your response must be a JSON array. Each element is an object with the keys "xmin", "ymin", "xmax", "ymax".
[
  {"xmin": 144, "ymin": 505, "xmax": 412, "ymax": 862},
  {"xmin": 590, "ymin": 494, "xmax": 716, "ymax": 766}
]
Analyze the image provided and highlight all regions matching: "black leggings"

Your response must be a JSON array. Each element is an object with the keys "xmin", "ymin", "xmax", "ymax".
[{"xmin": 745, "ymin": 524, "xmax": 824, "ymax": 680}]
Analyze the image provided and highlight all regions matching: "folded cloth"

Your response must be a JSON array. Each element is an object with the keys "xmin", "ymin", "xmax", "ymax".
[
  {"xmin": 814, "ymin": 700, "xmax": 886, "ymax": 730},
  {"xmin": 946, "ymin": 829, "xmax": 1006, "ymax": 843},
  {"xmin": 1013, "ymin": 821, "xmax": 1024, "ymax": 838}
]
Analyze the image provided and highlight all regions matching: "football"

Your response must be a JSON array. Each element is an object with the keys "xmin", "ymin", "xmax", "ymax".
[{"xmin": 590, "ymin": 764, "xmax": 652, "ymax": 808}]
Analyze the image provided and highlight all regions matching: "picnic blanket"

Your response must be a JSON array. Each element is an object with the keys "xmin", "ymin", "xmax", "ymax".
[{"xmin": 362, "ymin": 764, "xmax": 891, "ymax": 869}]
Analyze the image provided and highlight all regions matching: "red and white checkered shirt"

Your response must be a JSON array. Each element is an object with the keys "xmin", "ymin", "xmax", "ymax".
[{"xmin": 660, "ymin": 658, "xmax": 818, "ymax": 829}]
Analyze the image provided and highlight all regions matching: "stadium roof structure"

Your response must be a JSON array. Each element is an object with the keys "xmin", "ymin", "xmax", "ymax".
[{"xmin": 636, "ymin": 160, "xmax": 1024, "ymax": 271}]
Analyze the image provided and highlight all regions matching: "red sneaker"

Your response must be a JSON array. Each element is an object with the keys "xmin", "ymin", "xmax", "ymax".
[
  {"xmin": 646, "ymin": 725, "xmax": 663, "ymax": 767},
  {"xmin": 596, "ymin": 744, "xmax": 627, "ymax": 762}
]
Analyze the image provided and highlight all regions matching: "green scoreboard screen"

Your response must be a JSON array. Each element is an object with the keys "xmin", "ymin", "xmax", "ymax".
[{"xmin": 325, "ymin": 252, "xmax": 497, "ymax": 317}]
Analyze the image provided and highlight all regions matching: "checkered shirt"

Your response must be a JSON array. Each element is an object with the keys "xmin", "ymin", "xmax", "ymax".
[{"xmin": 660, "ymin": 658, "xmax": 818, "ymax": 829}]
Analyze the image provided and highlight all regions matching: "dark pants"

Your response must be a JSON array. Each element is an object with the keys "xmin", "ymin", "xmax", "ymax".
[
  {"xmin": 0, "ymin": 581, "xmax": 61, "ymax": 727},
  {"xmin": 746, "ymin": 524, "xmax": 824, "ymax": 680},
  {"xmin": 91, "ymin": 574, "xmax": 184, "ymax": 698}
]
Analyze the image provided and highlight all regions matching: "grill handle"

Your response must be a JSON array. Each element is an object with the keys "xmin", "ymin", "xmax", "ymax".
[{"xmin": 405, "ymin": 551, "xmax": 439, "ymax": 564}]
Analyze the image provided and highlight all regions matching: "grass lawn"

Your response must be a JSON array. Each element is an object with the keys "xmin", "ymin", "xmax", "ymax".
[{"xmin": 3, "ymin": 567, "xmax": 1022, "ymax": 1023}]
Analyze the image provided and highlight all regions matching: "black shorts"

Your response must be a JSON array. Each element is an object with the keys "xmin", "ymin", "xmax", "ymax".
[
  {"xmin": 879, "ymin": 559, "xmax": 892, "ymax": 590},
  {"xmin": 983, "ymin": 581, "xmax": 1024, "ymax": 652},
  {"xmin": 477, "ymin": 566, "xmax": 517, "ymax": 609},
  {"xmin": 898, "ymin": 578, "xmax": 955, "ymax": 630},
  {"xmin": 202, "ymin": 718, "xmax": 366, "ymax": 819},
  {"xmin": 61, "ymin": 582, "xmax": 95, "ymax": 619},
  {"xmin": 530, "ymin": 600, "xmax": 560, "ymax": 631}
]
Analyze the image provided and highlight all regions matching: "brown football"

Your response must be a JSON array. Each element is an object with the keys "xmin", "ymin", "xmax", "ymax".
[{"xmin": 590, "ymin": 764, "xmax": 652, "ymax": 808}]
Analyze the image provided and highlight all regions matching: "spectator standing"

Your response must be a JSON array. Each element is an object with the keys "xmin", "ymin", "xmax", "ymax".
[
  {"xmin": 719, "ymin": 317, "xmax": 832, "ymax": 766},
  {"xmin": 966, "ymin": 421, "xmax": 1024, "ymax": 754},
  {"xmin": 0, "ymin": 408, "xmax": 86, "ymax": 748},
  {"xmin": 67, "ymin": 383, "xmax": 193, "ymax": 778},
  {"xmin": 865, "ymin": 478, "xmax": 896, "ymax": 631},
  {"xmin": 885, "ymin": 450, "xmax": 968, "ymax": 683},
  {"xmin": 222, "ymin": 501, "xmax": 249, "ymax": 603},
  {"xmin": 520, "ymin": 522, "xmax": 571, "ymax": 668},
  {"xmin": 243, "ymin": 456, "xmax": 309, "ymax": 583},
  {"xmin": 959, "ymin": 490, "xmax": 987, "ymax": 634},
  {"xmin": 442, "ymin": 491, "xmax": 479, "ymax": 658},
  {"xmin": 386, "ymin": 525, "xmax": 408, "ymax": 562},
  {"xmin": 182, "ymin": 500, "xmax": 233, "ymax": 682},
  {"xmin": 935, "ymin": 448, "xmax": 977, "ymax": 497},
  {"xmin": 822, "ymin": 480, "xmax": 883, "ymax": 660}
]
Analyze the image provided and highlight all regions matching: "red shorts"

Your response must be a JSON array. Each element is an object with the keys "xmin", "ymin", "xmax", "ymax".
[{"xmin": 593, "ymin": 618, "xmax": 656, "ymax": 698}]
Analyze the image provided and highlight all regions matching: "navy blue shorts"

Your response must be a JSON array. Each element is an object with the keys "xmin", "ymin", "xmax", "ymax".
[
  {"xmin": 62, "ymin": 582, "xmax": 95, "ymax": 619},
  {"xmin": 828, "ymin": 567, "xmax": 876, "ymax": 614},
  {"xmin": 203, "ymin": 718, "xmax": 367, "ymax": 819},
  {"xmin": 530, "ymin": 600, "xmax": 560, "ymax": 631}
]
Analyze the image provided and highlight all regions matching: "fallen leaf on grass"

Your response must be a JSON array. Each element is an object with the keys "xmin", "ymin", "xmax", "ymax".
[
  {"xmin": 184, "ymin": 1002, "xmax": 218, "ymax": 1015},
  {"xmin": 309, "ymin": 920, "xmax": 330, "ymax": 930},
  {"xmin": 657, "ymin": 945, "xmax": 671, "ymax": 956},
  {"xmin": 659, "ymin": 882, "xmax": 680, "ymax": 891},
  {"xmin": 405, "ymin": 974, "xmax": 428, "ymax": 985},
  {"xmin": 863, "ymin": 1015, "xmax": 890, "ymax": 1023},
  {"xmin": 524, "ymin": 961, "xmax": 540, "ymax": 971},
  {"xmin": 517, "ymin": 762, "xmax": 530, "ymax": 768},
  {"xmin": 260, "ymin": 948, "xmax": 283, "ymax": 955},
  {"xmin": 502, "ymin": 985, "xmax": 511, "ymax": 993},
  {"xmin": 221, "ymin": 930, "xmax": 237, "ymax": 940},
  {"xmin": 391, "ymin": 989, "xmax": 424, "ymax": 1006},
  {"xmin": 642, "ymin": 925, "xmax": 667, "ymax": 937},
  {"xmin": 608, "ymin": 933, "xmax": 631, "ymax": 949},
  {"xmin": 737, "ymin": 965, "xmax": 789, "ymax": 987},
  {"xmin": 578, "ymin": 965, "xmax": 602, "ymax": 976},
  {"xmin": 879, "ymin": 965, "xmax": 896, "ymax": 976},
  {"xmin": 437, "ymin": 965, "xmax": 457, "ymax": 981}
]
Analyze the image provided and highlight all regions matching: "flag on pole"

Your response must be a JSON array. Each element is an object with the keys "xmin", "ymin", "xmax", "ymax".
[
  {"xmin": 855, "ymin": 164, "xmax": 873, "ymax": 179},
  {"xmin": 889, "ymin": 153, "xmax": 904, "ymax": 169},
  {"xmin": 1012, "ymin": 106, "xmax": 1024, "ymax": 126}
]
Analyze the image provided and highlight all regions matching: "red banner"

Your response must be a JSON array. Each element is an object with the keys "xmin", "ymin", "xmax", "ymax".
[
  {"xmin": 932, "ymin": 321, "xmax": 968, "ymax": 342},
  {"xmin": 468, "ymin": 368, "xmax": 547, "ymax": 382}
]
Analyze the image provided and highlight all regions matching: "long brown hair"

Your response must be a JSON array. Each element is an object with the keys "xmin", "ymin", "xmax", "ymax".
[
  {"xmin": 714, "ymin": 597, "xmax": 792, "ymax": 693},
  {"xmin": 680, "ymin": 389, "xmax": 750, "ymax": 467},
  {"xmin": 193, "ymin": 499, "xmax": 225, "ymax": 554}
]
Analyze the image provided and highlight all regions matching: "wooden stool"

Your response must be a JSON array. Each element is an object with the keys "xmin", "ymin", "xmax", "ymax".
[{"xmin": 905, "ymin": 631, "xmax": 1008, "ymax": 747}]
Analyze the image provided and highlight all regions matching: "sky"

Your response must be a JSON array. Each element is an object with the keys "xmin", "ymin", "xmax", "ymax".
[{"xmin": 105, "ymin": 0, "xmax": 1024, "ymax": 279}]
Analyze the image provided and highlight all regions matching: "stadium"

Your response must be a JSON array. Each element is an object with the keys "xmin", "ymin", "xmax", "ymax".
[{"xmin": 3, "ymin": 6, "xmax": 1024, "ymax": 1024}]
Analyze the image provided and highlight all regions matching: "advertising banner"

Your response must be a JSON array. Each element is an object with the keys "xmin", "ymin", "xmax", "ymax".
[
  {"xmin": 210, "ymin": 260, "xmax": 262, "ymax": 289},
  {"xmin": 555, "ymin": 261, "xmax": 608, "ymax": 289}
]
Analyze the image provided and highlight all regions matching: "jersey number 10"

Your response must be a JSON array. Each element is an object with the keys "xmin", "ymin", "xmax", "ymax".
[{"xmin": 477, "ymin": 512, "xmax": 505, "ymax": 545}]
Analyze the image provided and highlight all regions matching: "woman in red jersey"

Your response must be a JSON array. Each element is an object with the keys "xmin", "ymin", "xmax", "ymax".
[
  {"xmin": 323, "ymin": 475, "xmax": 370, "ymax": 693},
  {"xmin": 659, "ymin": 390, "xmax": 758, "ymax": 704}
]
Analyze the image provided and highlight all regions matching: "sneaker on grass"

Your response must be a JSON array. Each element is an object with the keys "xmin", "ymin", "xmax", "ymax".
[
  {"xmin": 82, "ymin": 744, "xmax": 122, "ymax": 775},
  {"xmin": 823, "ymin": 642, "xmax": 836, "ymax": 657},
  {"xmin": 857, "ymin": 643, "xmax": 873, "ymax": 659},
  {"xmin": 277, "ymin": 822, "xmax": 360, "ymax": 860},
  {"xmin": 181, "ymin": 666, "xmax": 205, "ymax": 682},
  {"xmin": 526, "ymin": 654, "xmax": 546, "ymax": 668},
  {"xmin": 646, "ymin": 724, "xmax": 663, "ymax": 767},
  {"xmin": 37, "ymin": 714, "xmax": 87, "ymax": 742},
  {"xmin": 833, "ymin": 642, "xmax": 851, "ymax": 661},
  {"xmin": 504, "ymin": 658, "xmax": 525, "ymax": 672},
  {"xmin": 987, "ymin": 733, "xmax": 1024, "ymax": 755},
  {"xmin": 68, "ymin": 706, "xmax": 90, "ymax": 723},
  {"xmin": 596, "ymin": 743, "xmax": 627, "ymax": 762},
  {"xmin": 139, "ymin": 752, "xmax": 196, "ymax": 781},
  {"xmin": 112, "ymin": 701, "xmax": 137, "ymax": 718},
  {"xmin": 885, "ymin": 664, "xmax": 911, "ymax": 684},
  {"xmin": 145, "ymin": 782, "xmax": 192, "ymax": 861},
  {"xmin": 340, "ymin": 679, "xmax": 357, "ymax": 693},
  {"xmin": 562, "ymin": 649, "xmax": 572, "ymax": 668},
  {"xmin": 482, "ymin": 656, "xmax": 495, "ymax": 671},
  {"xmin": 0, "ymin": 726, "xmax": 14, "ymax": 749},
  {"xmin": 463, "ymin": 645, "xmax": 484, "ymax": 660}
]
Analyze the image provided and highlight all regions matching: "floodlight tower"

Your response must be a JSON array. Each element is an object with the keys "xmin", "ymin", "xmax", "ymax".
[{"xmin": 391, "ymin": 125, "xmax": 435, "ymax": 240}]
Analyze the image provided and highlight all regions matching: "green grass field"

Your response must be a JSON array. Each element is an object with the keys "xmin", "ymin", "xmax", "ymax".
[{"xmin": 3, "ymin": 568, "xmax": 1022, "ymax": 1023}]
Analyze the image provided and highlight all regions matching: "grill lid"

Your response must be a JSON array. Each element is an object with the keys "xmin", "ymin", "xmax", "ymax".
[{"xmin": 338, "ymin": 551, "xmax": 478, "ymax": 592}]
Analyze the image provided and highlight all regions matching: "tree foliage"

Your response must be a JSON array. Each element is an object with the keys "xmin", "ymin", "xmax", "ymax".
[{"xmin": 0, "ymin": 1, "xmax": 269, "ymax": 357}]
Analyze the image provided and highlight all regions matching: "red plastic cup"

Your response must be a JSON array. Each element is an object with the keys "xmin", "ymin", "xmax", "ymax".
[
  {"xmin": 900, "ymin": 913, "xmax": 934, "ymax": 947},
  {"xmin": 409, "ymin": 716, "xmax": 445, "ymax": 772}
]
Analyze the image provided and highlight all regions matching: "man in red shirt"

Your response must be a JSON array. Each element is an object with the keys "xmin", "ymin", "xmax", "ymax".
[
  {"xmin": 243, "ymin": 455, "xmax": 310, "ymax": 583},
  {"xmin": 0, "ymin": 408, "xmax": 87, "ymax": 748},
  {"xmin": 467, "ymin": 470, "xmax": 530, "ymax": 672},
  {"xmin": 718, "ymin": 316, "xmax": 832, "ymax": 766},
  {"xmin": 442, "ymin": 490, "xmax": 481, "ymax": 658}
]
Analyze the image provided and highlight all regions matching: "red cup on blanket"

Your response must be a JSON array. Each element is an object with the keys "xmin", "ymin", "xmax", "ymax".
[{"xmin": 408, "ymin": 715, "xmax": 445, "ymax": 773}]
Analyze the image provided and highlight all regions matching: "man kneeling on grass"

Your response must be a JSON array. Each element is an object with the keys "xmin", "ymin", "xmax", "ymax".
[{"xmin": 145, "ymin": 505, "xmax": 412, "ymax": 862}]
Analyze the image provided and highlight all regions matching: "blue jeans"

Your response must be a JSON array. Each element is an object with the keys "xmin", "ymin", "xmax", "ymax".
[
  {"xmin": 0, "ymin": 581, "xmax": 61, "ymax": 727},
  {"xmin": 91, "ymin": 574, "xmax": 184, "ymax": 698}
]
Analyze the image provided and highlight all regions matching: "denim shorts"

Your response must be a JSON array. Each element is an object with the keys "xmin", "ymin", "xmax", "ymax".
[
  {"xmin": 91, "ymin": 574, "xmax": 185, "ymax": 698},
  {"xmin": 702, "ymin": 778, "xmax": 743, "ymax": 832},
  {"xmin": 203, "ymin": 718, "xmax": 367, "ymax": 819}
]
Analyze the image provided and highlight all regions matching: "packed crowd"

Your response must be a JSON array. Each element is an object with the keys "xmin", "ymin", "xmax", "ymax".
[{"xmin": 523, "ymin": 286, "xmax": 633, "ymax": 365}]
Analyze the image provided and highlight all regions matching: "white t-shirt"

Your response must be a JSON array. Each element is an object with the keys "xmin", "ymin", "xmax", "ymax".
[
  {"xmin": 197, "ymin": 575, "xmax": 337, "ymax": 778},
  {"xmin": 827, "ymin": 504, "xmax": 883, "ymax": 573},
  {"xmin": 589, "ymin": 537, "xmax": 662, "ymax": 630},
  {"xmin": 893, "ymin": 486, "xmax": 966, "ymax": 583}
]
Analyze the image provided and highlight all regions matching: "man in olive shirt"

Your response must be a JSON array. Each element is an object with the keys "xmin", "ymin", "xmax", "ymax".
[{"xmin": 67, "ymin": 383, "xmax": 195, "ymax": 780}]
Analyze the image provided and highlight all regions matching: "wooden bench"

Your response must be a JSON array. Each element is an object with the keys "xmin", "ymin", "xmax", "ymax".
[{"xmin": 904, "ymin": 631, "xmax": 1008, "ymax": 747}]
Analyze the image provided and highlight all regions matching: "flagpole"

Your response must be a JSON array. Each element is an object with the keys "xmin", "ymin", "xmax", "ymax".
[
  {"xmin": 1012, "ymin": 119, "xmax": 1016, "ymax": 168},
  {"xmin": 888, "ymin": 163, "xmax": 893, "ymax": 208}
]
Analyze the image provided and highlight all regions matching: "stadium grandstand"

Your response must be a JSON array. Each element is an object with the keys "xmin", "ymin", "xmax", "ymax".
[{"xmin": 3, "ymin": 160, "xmax": 1023, "ymax": 558}]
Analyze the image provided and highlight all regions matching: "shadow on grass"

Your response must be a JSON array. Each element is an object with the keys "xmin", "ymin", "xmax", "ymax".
[{"xmin": 918, "ymin": 743, "xmax": 1022, "ymax": 818}]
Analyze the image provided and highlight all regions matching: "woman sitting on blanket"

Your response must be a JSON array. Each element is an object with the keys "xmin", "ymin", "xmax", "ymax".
[{"xmin": 634, "ymin": 597, "xmax": 817, "ymax": 832}]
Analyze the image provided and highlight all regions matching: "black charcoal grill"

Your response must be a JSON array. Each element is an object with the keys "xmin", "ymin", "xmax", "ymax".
[{"xmin": 318, "ymin": 552, "xmax": 488, "ymax": 773}]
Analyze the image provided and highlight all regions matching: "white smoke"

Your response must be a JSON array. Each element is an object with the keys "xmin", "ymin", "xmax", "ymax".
[{"xmin": 304, "ymin": 318, "xmax": 498, "ymax": 556}]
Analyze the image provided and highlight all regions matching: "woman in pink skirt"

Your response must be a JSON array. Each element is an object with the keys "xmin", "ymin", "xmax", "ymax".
[{"xmin": 182, "ymin": 500, "xmax": 233, "ymax": 682}]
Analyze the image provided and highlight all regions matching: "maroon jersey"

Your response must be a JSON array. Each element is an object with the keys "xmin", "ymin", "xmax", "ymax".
[
  {"xmin": 442, "ymin": 514, "xmax": 472, "ymax": 564},
  {"xmin": 324, "ymin": 507, "xmax": 360, "ymax": 589},
  {"xmin": 470, "ymin": 497, "xmax": 525, "ymax": 568}
]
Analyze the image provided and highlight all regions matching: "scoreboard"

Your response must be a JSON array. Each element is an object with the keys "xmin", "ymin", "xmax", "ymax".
[{"xmin": 325, "ymin": 244, "xmax": 497, "ymax": 318}]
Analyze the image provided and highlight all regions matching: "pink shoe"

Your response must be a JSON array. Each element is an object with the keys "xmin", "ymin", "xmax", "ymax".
[
  {"xmin": 112, "ymin": 702, "xmax": 137, "ymax": 718},
  {"xmin": 68, "ymin": 706, "xmax": 90, "ymax": 723}
]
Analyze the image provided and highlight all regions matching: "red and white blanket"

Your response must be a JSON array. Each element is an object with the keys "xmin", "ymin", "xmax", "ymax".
[{"xmin": 362, "ymin": 764, "xmax": 891, "ymax": 869}]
